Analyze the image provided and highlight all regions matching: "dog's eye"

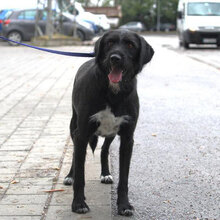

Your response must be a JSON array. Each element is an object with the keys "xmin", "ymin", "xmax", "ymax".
[
  {"xmin": 108, "ymin": 41, "xmax": 114, "ymax": 47},
  {"xmin": 127, "ymin": 43, "xmax": 134, "ymax": 49}
]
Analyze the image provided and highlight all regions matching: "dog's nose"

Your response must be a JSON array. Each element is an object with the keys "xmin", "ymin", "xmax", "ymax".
[{"xmin": 110, "ymin": 54, "xmax": 122, "ymax": 64}]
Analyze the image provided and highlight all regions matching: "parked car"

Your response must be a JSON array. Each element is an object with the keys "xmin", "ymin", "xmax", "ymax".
[
  {"xmin": 159, "ymin": 23, "xmax": 176, "ymax": 31},
  {"xmin": 119, "ymin": 22, "xmax": 146, "ymax": 32},
  {"xmin": 1, "ymin": 9, "xmax": 95, "ymax": 45},
  {"xmin": 0, "ymin": 9, "xmax": 13, "ymax": 33},
  {"xmin": 60, "ymin": 12, "xmax": 95, "ymax": 40},
  {"xmin": 151, "ymin": 23, "xmax": 176, "ymax": 31}
]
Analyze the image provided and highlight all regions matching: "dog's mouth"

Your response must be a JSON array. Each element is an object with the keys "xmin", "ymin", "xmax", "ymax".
[{"xmin": 108, "ymin": 67, "xmax": 123, "ymax": 83}]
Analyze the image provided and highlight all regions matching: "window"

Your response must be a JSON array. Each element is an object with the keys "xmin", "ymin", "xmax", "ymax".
[
  {"xmin": 40, "ymin": 10, "xmax": 57, "ymax": 21},
  {"xmin": 188, "ymin": 2, "xmax": 220, "ymax": 16},
  {"xmin": 41, "ymin": 11, "xmax": 47, "ymax": 20},
  {"xmin": 18, "ymin": 10, "xmax": 36, "ymax": 20}
]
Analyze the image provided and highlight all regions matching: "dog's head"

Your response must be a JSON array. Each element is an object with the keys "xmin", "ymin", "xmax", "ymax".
[{"xmin": 95, "ymin": 29, "xmax": 154, "ymax": 86}]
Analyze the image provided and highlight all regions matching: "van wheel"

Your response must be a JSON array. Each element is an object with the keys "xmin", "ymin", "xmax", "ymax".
[
  {"xmin": 183, "ymin": 40, "xmax": 189, "ymax": 49},
  {"xmin": 7, "ymin": 31, "xmax": 22, "ymax": 46}
]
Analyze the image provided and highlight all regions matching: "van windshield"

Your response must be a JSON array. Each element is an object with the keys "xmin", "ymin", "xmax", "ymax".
[{"xmin": 187, "ymin": 2, "xmax": 220, "ymax": 16}]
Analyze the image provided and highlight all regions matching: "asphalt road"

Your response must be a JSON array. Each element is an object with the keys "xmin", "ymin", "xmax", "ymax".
[{"xmin": 110, "ymin": 35, "xmax": 220, "ymax": 220}]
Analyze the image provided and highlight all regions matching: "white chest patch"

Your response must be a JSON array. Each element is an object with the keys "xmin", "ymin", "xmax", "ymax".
[{"xmin": 90, "ymin": 107, "xmax": 129, "ymax": 137}]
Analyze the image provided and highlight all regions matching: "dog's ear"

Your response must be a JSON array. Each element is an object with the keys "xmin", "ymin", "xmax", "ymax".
[
  {"xmin": 94, "ymin": 36, "xmax": 103, "ymax": 64},
  {"xmin": 138, "ymin": 36, "xmax": 154, "ymax": 71}
]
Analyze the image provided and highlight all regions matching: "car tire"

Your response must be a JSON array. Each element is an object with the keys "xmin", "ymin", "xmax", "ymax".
[
  {"xmin": 76, "ymin": 30, "xmax": 85, "ymax": 41},
  {"xmin": 7, "ymin": 31, "xmax": 22, "ymax": 46}
]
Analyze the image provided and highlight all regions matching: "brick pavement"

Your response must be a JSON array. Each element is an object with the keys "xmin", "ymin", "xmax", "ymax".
[{"xmin": 0, "ymin": 44, "xmax": 111, "ymax": 220}]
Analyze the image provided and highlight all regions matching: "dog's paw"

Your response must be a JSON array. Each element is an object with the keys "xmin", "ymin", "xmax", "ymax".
[
  {"xmin": 63, "ymin": 177, "xmax": 73, "ymax": 185},
  {"xmin": 72, "ymin": 199, "xmax": 90, "ymax": 214},
  {"xmin": 118, "ymin": 203, "xmax": 134, "ymax": 216},
  {"xmin": 100, "ymin": 175, "xmax": 113, "ymax": 184}
]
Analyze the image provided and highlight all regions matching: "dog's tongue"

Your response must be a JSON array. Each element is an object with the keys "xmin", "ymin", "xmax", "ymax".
[{"xmin": 108, "ymin": 68, "xmax": 122, "ymax": 83}]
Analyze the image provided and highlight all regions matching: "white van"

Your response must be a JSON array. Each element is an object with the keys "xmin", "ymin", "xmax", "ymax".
[{"xmin": 177, "ymin": 0, "xmax": 220, "ymax": 48}]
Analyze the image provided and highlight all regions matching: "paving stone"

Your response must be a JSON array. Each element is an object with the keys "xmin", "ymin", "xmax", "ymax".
[
  {"xmin": 0, "ymin": 151, "xmax": 27, "ymax": 161},
  {"xmin": 17, "ymin": 168, "xmax": 58, "ymax": 179},
  {"xmin": 6, "ymin": 184, "xmax": 53, "ymax": 195},
  {"xmin": 0, "ymin": 204, "xmax": 44, "ymax": 216},
  {"xmin": 0, "ymin": 216, "xmax": 40, "ymax": 220},
  {"xmin": 0, "ymin": 174, "xmax": 15, "ymax": 183},
  {"xmin": 0, "ymin": 145, "xmax": 32, "ymax": 151},
  {"xmin": 0, "ymin": 194, "xmax": 48, "ymax": 205}
]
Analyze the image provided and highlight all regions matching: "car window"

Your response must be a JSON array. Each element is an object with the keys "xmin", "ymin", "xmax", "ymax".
[
  {"xmin": 41, "ymin": 11, "xmax": 47, "ymax": 20},
  {"xmin": 5, "ymin": 10, "xmax": 13, "ymax": 19},
  {"xmin": 126, "ymin": 22, "xmax": 135, "ymax": 27},
  {"xmin": 18, "ymin": 10, "xmax": 36, "ymax": 20},
  {"xmin": 40, "ymin": 10, "xmax": 57, "ymax": 21},
  {"xmin": 59, "ymin": 15, "xmax": 69, "ymax": 22},
  {"xmin": 0, "ymin": 10, "xmax": 12, "ymax": 19},
  {"xmin": 0, "ymin": 10, "xmax": 3, "ymax": 19},
  {"xmin": 129, "ymin": 22, "xmax": 135, "ymax": 26}
]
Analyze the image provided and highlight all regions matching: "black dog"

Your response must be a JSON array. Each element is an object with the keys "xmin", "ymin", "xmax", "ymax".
[{"xmin": 63, "ymin": 29, "xmax": 154, "ymax": 216}]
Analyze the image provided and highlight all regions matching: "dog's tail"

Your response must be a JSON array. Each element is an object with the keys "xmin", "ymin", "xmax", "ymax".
[{"xmin": 89, "ymin": 135, "xmax": 98, "ymax": 153}]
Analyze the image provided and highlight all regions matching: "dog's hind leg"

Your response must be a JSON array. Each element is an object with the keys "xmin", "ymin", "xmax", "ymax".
[
  {"xmin": 63, "ymin": 111, "xmax": 77, "ymax": 186},
  {"xmin": 100, "ymin": 136, "xmax": 115, "ymax": 184}
]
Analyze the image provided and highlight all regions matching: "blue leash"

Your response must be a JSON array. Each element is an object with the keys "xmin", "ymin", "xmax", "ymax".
[{"xmin": 0, "ymin": 36, "xmax": 95, "ymax": 57}]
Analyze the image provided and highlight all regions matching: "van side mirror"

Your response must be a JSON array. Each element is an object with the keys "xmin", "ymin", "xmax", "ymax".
[{"xmin": 177, "ymin": 11, "xmax": 183, "ymax": 19}]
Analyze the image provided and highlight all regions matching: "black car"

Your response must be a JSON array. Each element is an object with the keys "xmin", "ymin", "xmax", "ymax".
[{"xmin": 1, "ymin": 9, "xmax": 95, "ymax": 45}]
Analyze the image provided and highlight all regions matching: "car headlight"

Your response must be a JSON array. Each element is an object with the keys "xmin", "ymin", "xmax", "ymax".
[{"xmin": 188, "ymin": 25, "xmax": 199, "ymax": 32}]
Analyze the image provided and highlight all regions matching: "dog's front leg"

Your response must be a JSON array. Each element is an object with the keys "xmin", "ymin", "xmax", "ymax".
[
  {"xmin": 72, "ymin": 130, "xmax": 89, "ymax": 214},
  {"xmin": 100, "ymin": 137, "xmax": 115, "ymax": 184},
  {"xmin": 117, "ymin": 135, "xmax": 134, "ymax": 216}
]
